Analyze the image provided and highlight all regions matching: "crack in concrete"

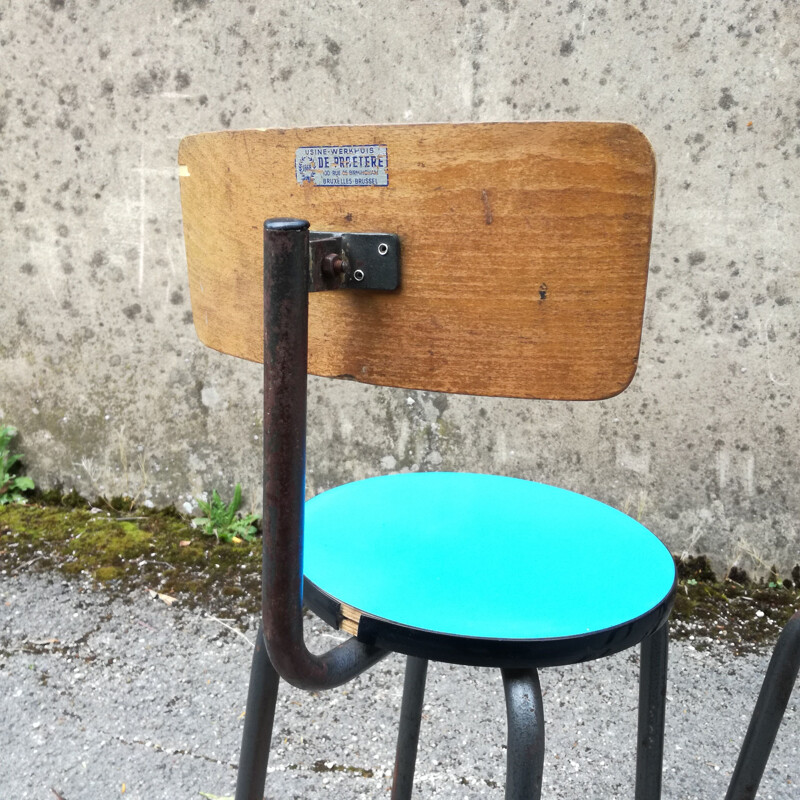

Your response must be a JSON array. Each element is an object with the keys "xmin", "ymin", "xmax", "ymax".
[
  {"xmin": 113, "ymin": 734, "xmax": 238, "ymax": 769},
  {"xmin": 2, "ymin": 617, "xmax": 110, "ymax": 658}
]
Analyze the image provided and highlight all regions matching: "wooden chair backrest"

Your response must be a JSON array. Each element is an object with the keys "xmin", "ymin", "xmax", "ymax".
[{"xmin": 178, "ymin": 122, "xmax": 655, "ymax": 400}]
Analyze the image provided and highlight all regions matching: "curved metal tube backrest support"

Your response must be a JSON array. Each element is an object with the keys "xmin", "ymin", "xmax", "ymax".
[{"xmin": 261, "ymin": 218, "xmax": 387, "ymax": 690}]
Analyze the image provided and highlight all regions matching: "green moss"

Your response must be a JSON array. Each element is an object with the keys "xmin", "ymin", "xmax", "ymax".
[
  {"xmin": 674, "ymin": 554, "xmax": 716, "ymax": 583},
  {"xmin": 0, "ymin": 501, "xmax": 261, "ymax": 620},
  {"xmin": 33, "ymin": 486, "xmax": 70, "ymax": 506},
  {"xmin": 94, "ymin": 566, "xmax": 124, "ymax": 581},
  {"xmin": 671, "ymin": 555, "xmax": 799, "ymax": 653},
  {"xmin": 30, "ymin": 486, "xmax": 89, "ymax": 508},
  {"xmin": 311, "ymin": 760, "xmax": 374, "ymax": 778},
  {"xmin": 105, "ymin": 495, "xmax": 137, "ymax": 512}
]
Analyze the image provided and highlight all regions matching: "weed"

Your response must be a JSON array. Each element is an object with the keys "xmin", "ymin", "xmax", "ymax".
[
  {"xmin": 621, "ymin": 489, "xmax": 648, "ymax": 522},
  {"xmin": 78, "ymin": 441, "xmax": 151, "ymax": 514},
  {"xmin": 0, "ymin": 425, "xmax": 35, "ymax": 505},
  {"xmin": 116, "ymin": 428, "xmax": 151, "ymax": 511},
  {"xmin": 194, "ymin": 484, "xmax": 259, "ymax": 543}
]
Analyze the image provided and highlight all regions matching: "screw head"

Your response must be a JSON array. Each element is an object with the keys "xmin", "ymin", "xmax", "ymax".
[{"xmin": 321, "ymin": 253, "xmax": 344, "ymax": 278}]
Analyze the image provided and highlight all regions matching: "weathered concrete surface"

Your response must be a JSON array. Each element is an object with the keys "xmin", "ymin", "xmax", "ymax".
[
  {"xmin": 1, "ymin": 1, "xmax": 799, "ymax": 573},
  {"xmin": 1, "ymin": 572, "xmax": 798, "ymax": 799}
]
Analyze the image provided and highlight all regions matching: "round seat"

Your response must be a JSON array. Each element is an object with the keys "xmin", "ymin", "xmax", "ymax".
[{"xmin": 303, "ymin": 472, "xmax": 676, "ymax": 668}]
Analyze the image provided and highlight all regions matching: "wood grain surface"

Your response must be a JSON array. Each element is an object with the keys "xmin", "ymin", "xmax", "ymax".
[{"xmin": 178, "ymin": 122, "xmax": 655, "ymax": 399}]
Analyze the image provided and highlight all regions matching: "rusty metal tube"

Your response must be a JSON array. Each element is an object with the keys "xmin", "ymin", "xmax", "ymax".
[{"xmin": 261, "ymin": 217, "xmax": 387, "ymax": 690}]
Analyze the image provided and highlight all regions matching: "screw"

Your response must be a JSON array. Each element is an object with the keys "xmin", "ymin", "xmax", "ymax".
[{"xmin": 321, "ymin": 253, "xmax": 344, "ymax": 278}]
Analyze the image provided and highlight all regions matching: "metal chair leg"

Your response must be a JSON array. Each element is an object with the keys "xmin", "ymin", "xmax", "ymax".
[
  {"xmin": 235, "ymin": 623, "xmax": 280, "ymax": 800},
  {"xmin": 725, "ymin": 610, "xmax": 800, "ymax": 800},
  {"xmin": 502, "ymin": 667, "xmax": 545, "ymax": 800},
  {"xmin": 635, "ymin": 621, "xmax": 669, "ymax": 800},
  {"xmin": 391, "ymin": 656, "xmax": 429, "ymax": 800}
]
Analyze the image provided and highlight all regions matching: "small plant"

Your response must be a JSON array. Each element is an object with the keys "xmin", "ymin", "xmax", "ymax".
[
  {"xmin": 194, "ymin": 483, "xmax": 259, "ymax": 543},
  {"xmin": 0, "ymin": 425, "xmax": 35, "ymax": 505}
]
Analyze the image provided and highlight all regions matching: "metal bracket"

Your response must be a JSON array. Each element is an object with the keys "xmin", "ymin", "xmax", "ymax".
[{"xmin": 308, "ymin": 231, "xmax": 400, "ymax": 292}]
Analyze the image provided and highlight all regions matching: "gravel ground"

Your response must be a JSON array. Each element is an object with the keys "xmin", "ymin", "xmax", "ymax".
[{"xmin": 0, "ymin": 572, "xmax": 797, "ymax": 800}]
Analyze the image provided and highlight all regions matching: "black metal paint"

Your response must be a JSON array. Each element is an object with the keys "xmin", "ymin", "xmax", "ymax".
[
  {"xmin": 304, "ymin": 575, "xmax": 676, "ymax": 669},
  {"xmin": 635, "ymin": 623, "xmax": 669, "ymax": 800},
  {"xmin": 391, "ymin": 656, "xmax": 429, "ymax": 800},
  {"xmin": 234, "ymin": 624, "xmax": 279, "ymax": 800},
  {"xmin": 502, "ymin": 667, "xmax": 545, "ymax": 799},
  {"xmin": 725, "ymin": 610, "xmax": 800, "ymax": 800},
  {"xmin": 309, "ymin": 230, "xmax": 400, "ymax": 291}
]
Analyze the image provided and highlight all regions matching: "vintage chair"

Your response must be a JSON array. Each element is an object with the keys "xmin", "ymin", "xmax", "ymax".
[{"xmin": 178, "ymin": 122, "xmax": 678, "ymax": 799}]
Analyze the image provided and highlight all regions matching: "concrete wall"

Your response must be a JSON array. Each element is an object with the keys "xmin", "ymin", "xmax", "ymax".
[{"xmin": 1, "ymin": 1, "xmax": 798, "ymax": 575}]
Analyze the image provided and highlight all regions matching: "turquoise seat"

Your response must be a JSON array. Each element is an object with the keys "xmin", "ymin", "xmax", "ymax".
[{"xmin": 304, "ymin": 472, "xmax": 675, "ymax": 667}]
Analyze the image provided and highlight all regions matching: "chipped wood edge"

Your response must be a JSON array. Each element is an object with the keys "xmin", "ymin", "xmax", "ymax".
[{"xmin": 340, "ymin": 603, "xmax": 362, "ymax": 636}]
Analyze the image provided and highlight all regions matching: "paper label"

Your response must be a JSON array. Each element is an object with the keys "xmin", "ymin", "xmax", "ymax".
[{"xmin": 295, "ymin": 145, "xmax": 388, "ymax": 187}]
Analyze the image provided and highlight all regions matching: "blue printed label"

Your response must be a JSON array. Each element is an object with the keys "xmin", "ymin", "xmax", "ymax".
[{"xmin": 295, "ymin": 145, "xmax": 388, "ymax": 187}]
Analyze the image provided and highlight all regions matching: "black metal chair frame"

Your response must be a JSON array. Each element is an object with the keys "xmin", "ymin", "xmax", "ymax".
[{"xmin": 232, "ymin": 218, "xmax": 800, "ymax": 800}]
